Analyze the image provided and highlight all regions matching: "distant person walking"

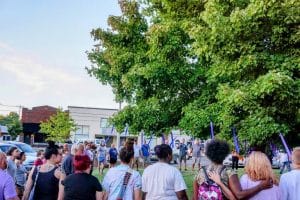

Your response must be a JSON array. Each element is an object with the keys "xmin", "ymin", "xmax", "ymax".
[
  {"xmin": 102, "ymin": 140, "xmax": 142, "ymax": 200},
  {"xmin": 133, "ymin": 140, "xmax": 141, "ymax": 171},
  {"xmin": 231, "ymin": 150, "xmax": 239, "ymax": 171},
  {"xmin": 279, "ymin": 150, "xmax": 291, "ymax": 174},
  {"xmin": 142, "ymin": 144, "xmax": 188, "ymax": 200},
  {"xmin": 97, "ymin": 141, "xmax": 107, "ymax": 175},
  {"xmin": 279, "ymin": 147, "xmax": 300, "ymax": 200},
  {"xmin": 0, "ymin": 152, "xmax": 18, "ymax": 200},
  {"xmin": 191, "ymin": 139, "xmax": 201, "ymax": 171},
  {"xmin": 141, "ymin": 141, "xmax": 150, "ymax": 168},
  {"xmin": 179, "ymin": 138, "xmax": 188, "ymax": 171},
  {"xmin": 108, "ymin": 144, "xmax": 118, "ymax": 168}
]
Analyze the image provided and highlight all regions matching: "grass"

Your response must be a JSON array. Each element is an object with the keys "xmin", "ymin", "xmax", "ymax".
[{"xmin": 92, "ymin": 166, "xmax": 282, "ymax": 199}]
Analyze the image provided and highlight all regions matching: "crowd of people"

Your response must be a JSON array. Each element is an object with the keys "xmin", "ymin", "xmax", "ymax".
[{"xmin": 0, "ymin": 138, "xmax": 299, "ymax": 200}]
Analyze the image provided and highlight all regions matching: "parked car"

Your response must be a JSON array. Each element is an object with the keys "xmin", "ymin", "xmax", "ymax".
[
  {"xmin": 0, "ymin": 143, "xmax": 17, "ymax": 154},
  {"xmin": 5, "ymin": 141, "xmax": 37, "ymax": 171}
]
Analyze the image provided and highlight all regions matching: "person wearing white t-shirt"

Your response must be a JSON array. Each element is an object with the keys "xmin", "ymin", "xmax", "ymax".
[
  {"xmin": 279, "ymin": 147, "xmax": 300, "ymax": 200},
  {"xmin": 142, "ymin": 144, "xmax": 188, "ymax": 200},
  {"xmin": 103, "ymin": 140, "xmax": 142, "ymax": 200}
]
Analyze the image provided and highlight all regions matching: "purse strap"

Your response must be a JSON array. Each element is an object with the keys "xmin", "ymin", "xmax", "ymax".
[
  {"xmin": 116, "ymin": 167, "xmax": 133, "ymax": 200},
  {"xmin": 32, "ymin": 166, "xmax": 41, "ymax": 189}
]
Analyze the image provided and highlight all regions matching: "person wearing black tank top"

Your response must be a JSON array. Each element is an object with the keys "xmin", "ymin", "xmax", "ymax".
[{"xmin": 22, "ymin": 141, "xmax": 63, "ymax": 200}]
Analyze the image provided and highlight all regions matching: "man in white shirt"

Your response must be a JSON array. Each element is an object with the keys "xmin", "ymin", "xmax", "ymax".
[
  {"xmin": 279, "ymin": 150, "xmax": 291, "ymax": 174},
  {"xmin": 279, "ymin": 147, "xmax": 300, "ymax": 200},
  {"xmin": 142, "ymin": 144, "xmax": 188, "ymax": 200},
  {"xmin": 132, "ymin": 139, "xmax": 141, "ymax": 171}
]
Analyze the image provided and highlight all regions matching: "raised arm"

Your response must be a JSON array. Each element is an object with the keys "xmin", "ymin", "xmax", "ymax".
[
  {"xmin": 228, "ymin": 174, "xmax": 272, "ymax": 199},
  {"xmin": 175, "ymin": 190, "xmax": 188, "ymax": 200},
  {"xmin": 192, "ymin": 180, "xmax": 198, "ymax": 200},
  {"xmin": 57, "ymin": 171, "xmax": 66, "ymax": 200},
  {"xmin": 208, "ymin": 171, "xmax": 236, "ymax": 200}
]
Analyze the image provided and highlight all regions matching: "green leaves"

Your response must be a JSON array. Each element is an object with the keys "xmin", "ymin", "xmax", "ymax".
[
  {"xmin": 40, "ymin": 109, "xmax": 77, "ymax": 143},
  {"xmin": 0, "ymin": 112, "xmax": 22, "ymax": 139},
  {"xmin": 88, "ymin": 0, "xmax": 300, "ymax": 145}
]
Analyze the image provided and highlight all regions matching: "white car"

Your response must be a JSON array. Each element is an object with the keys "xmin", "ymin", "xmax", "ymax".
[{"xmin": 223, "ymin": 155, "xmax": 245, "ymax": 167}]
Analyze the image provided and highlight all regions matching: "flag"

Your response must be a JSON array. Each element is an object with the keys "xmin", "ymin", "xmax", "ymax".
[
  {"xmin": 161, "ymin": 133, "xmax": 165, "ymax": 144},
  {"xmin": 110, "ymin": 125, "xmax": 114, "ymax": 135},
  {"xmin": 105, "ymin": 136, "xmax": 110, "ymax": 144},
  {"xmin": 210, "ymin": 120, "xmax": 215, "ymax": 139},
  {"xmin": 148, "ymin": 132, "xmax": 153, "ymax": 145},
  {"xmin": 170, "ymin": 132, "xmax": 175, "ymax": 148},
  {"xmin": 279, "ymin": 133, "xmax": 291, "ymax": 157}
]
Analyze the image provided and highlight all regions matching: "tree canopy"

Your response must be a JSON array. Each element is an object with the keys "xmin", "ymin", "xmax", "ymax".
[
  {"xmin": 87, "ymin": 0, "xmax": 299, "ymax": 145},
  {"xmin": 0, "ymin": 112, "xmax": 22, "ymax": 139},
  {"xmin": 40, "ymin": 109, "xmax": 77, "ymax": 143}
]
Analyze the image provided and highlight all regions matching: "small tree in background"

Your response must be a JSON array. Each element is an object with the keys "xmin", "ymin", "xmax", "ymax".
[
  {"xmin": 0, "ymin": 112, "xmax": 22, "ymax": 139},
  {"xmin": 40, "ymin": 108, "xmax": 77, "ymax": 143}
]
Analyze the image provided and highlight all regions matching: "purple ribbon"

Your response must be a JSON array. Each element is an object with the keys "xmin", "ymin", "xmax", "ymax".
[
  {"xmin": 105, "ymin": 136, "xmax": 110, "ymax": 143},
  {"xmin": 210, "ymin": 121, "xmax": 215, "ymax": 139},
  {"xmin": 141, "ymin": 130, "xmax": 144, "ymax": 145},
  {"xmin": 110, "ymin": 125, "xmax": 114, "ymax": 135},
  {"xmin": 169, "ymin": 132, "xmax": 175, "ymax": 148},
  {"xmin": 279, "ymin": 133, "xmax": 291, "ymax": 157},
  {"xmin": 161, "ymin": 133, "xmax": 165, "ymax": 144}
]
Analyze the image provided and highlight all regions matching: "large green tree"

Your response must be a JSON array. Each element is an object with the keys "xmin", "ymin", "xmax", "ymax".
[
  {"xmin": 40, "ymin": 109, "xmax": 77, "ymax": 142},
  {"xmin": 88, "ymin": 0, "xmax": 300, "ymax": 145},
  {"xmin": 0, "ymin": 112, "xmax": 22, "ymax": 139}
]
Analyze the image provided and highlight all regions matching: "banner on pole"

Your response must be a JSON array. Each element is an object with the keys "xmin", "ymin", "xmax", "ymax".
[
  {"xmin": 210, "ymin": 120, "xmax": 215, "ymax": 139},
  {"xmin": 279, "ymin": 133, "xmax": 291, "ymax": 157}
]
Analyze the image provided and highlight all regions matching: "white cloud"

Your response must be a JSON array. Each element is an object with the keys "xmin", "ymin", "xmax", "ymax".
[
  {"xmin": 0, "ymin": 42, "xmax": 118, "ymax": 111},
  {"xmin": 0, "ymin": 43, "xmax": 79, "ymax": 93}
]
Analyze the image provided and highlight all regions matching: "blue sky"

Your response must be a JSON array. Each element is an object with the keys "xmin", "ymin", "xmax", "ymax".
[{"xmin": 0, "ymin": 0, "xmax": 121, "ymax": 114}]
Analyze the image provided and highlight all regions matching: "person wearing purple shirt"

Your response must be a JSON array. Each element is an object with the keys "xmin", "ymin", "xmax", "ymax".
[{"xmin": 0, "ymin": 152, "xmax": 18, "ymax": 200}]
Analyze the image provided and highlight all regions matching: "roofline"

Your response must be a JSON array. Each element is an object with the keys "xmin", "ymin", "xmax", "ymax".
[{"xmin": 68, "ymin": 106, "xmax": 118, "ymax": 111}]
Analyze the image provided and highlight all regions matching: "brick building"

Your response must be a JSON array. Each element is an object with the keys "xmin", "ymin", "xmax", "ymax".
[{"xmin": 21, "ymin": 106, "xmax": 58, "ymax": 144}]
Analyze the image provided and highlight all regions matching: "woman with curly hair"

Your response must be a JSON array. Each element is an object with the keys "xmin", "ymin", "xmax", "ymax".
[
  {"xmin": 240, "ymin": 151, "xmax": 280, "ymax": 200},
  {"xmin": 193, "ymin": 140, "xmax": 273, "ymax": 200}
]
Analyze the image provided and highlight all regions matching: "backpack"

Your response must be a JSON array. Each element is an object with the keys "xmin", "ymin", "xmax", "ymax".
[{"xmin": 198, "ymin": 166, "xmax": 225, "ymax": 200}]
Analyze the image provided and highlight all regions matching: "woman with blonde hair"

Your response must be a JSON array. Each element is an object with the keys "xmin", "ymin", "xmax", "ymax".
[{"xmin": 240, "ymin": 151, "xmax": 281, "ymax": 200}]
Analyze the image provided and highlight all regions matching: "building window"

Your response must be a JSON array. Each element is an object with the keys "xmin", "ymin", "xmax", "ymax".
[
  {"xmin": 75, "ymin": 125, "xmax": 89, "ymax": 135},
  {"xmin": 100, "ymin": 118, "xmax": 109, "ymax": 128}
]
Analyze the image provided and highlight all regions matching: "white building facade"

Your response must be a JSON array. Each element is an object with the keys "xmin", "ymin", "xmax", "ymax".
[
  {"xmin": 68, "ymin": 106, "xmax": 192, "ymax": 149},
  {"xmin": 68, "ymin": 106, "xmax": 121, "ymax": 147}
]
